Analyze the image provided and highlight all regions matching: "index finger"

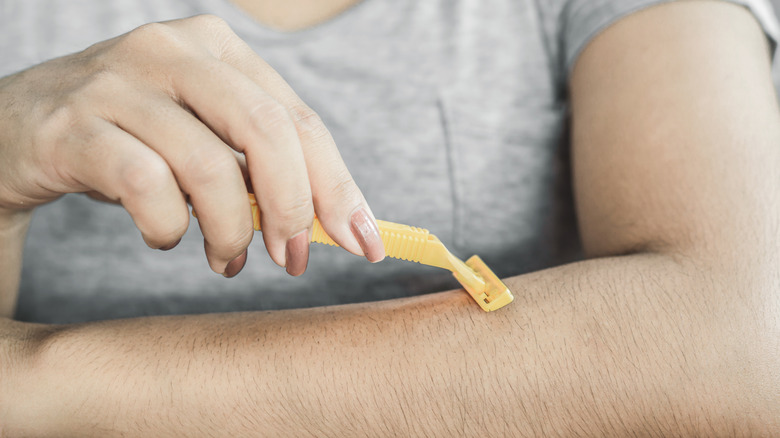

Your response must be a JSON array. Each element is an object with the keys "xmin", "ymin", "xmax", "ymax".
[
  {"xmin": 170, "ymin": 56, "xmax": 315, "ymax": 271},
  {"xmin": 216, "ymin": 34, "xmax": 386, "ymax": 263}
]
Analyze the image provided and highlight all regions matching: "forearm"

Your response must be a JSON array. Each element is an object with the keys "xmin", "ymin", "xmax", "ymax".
[
  {"xmin": 0, "ymin": 209, "xmax": 31, "ymax": 317},
  {"xmin": 9, "ymin": 253, "xmax": 778, "ymax": 437}
]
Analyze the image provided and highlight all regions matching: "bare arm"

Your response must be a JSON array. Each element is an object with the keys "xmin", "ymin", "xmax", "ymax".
[
  {"xmin": 0, "ymin": 211, "xmax": 29, "ymax": 317},
  {"xmin": 2, "ymin": 1, "xmax": 779, "ymax": 436},
  {"xmin": 7, "ymin": 255, "xmax": 777, "ymax": 437}
]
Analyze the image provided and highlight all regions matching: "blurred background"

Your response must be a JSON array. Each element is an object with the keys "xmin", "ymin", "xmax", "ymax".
[{"xmin": 772, "ymin": 0, "xmax": 780, "ymax": 91}]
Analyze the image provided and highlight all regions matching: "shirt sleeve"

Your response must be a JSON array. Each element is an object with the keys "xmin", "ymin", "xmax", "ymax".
[{"xmin": 563, "ymin": 0, "xmax": 780, "ymax": 74}]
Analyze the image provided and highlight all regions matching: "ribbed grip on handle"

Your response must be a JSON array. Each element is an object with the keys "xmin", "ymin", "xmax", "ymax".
[
  {"xmin": 308, "ymin": 218, "xmax": 433, "ymax": 264},
  {"xmin": 311, "ymin": 219, "xmax": 338, "ymax": 246},
  {"xmin": 249, "ymin": 195, "xmax": 431, "ymax": 263},
  {"xmin": 375, "ymin": 220, "xmax": 430, "ymax": 263}
]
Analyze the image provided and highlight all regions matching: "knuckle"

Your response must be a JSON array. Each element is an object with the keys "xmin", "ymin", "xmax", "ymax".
[
  {"xmin": 129, "ymin": 22, "xmax": 171, "ymax": 43},
  {"xmin": 35, "ymin": 106, "xmax": 80, "ymax": 147},
  {"xmin": 120, "ymin": 156, "xmax": 170, "ymax": 198},
  {"xmin": 188, "ymin": 14, "xmax": 230, "ymax": 31},
  {"xmin": 183, "ymin": 147, "xmax": 238, "ymax": 187},
  {"xmin": 219, "ymin": 226, "xmax": 254, "ymax": 257},
  {"xmin": 326, "ymin": 171, "xmax": 362, "ymax": 202},
  {"xmin": 290, "ymin": 105, "xmax": 330, "ymax": 142},
  {"xmin": 122, "ymin": 22, "xmax": 183, "ymax": 53},
  {"xmin": 183, "ymin": 15, "xmax": 240, "ymax": 60},
  {"xmin": 270, "ymin": 196, "xmax": 314, "ymax": 228},
  {"xmin": 139, "ymin": 21, "xmax": 177, "ymax": 40},
  {"xmin": 250, "ymin": 101, "xmax": 295, "ymax": 136}
]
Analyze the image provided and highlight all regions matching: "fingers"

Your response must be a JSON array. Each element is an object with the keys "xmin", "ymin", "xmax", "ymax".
[
  {"xmin": 11, "ymin": 16, "xmax": 382, "ymax": 280},
  {"xmin": 128, "ymin": 17, "xmax": 383, "ymax": 274},
  {"xmin": 214, "ymin": 36, "xmax": 386, "ymax": 263},
  {"xmin": 57, "ymin": 119, "xmax": 190, "ymax": 251},
  {"xmin": 295, "ymin": 113, "xmax": 386, "ymax": 264},
  {"xmin": 172, "ymin": 58, "xmax": 315, "ymax": 271},
  {"xmin": 112, "ymin": 92, "xmax": 254, "ymax": 275}
]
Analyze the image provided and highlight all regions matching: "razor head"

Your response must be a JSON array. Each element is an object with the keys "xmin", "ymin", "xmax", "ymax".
[{"xmin": 455, "ymin": 255, "xmax": 514, "ymax": 312}]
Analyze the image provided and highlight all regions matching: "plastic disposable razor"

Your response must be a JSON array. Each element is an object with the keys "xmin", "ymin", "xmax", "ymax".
[{"xmin": 246, "ymin": 194, "xmax": 513, "ymax": 312}]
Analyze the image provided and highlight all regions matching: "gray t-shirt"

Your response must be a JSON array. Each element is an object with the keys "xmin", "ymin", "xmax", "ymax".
[{"xmin": 2, "ymin": 0, "xmax": 777, "ymax": 323}]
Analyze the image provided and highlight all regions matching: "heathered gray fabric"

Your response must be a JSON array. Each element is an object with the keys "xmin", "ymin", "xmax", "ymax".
[{"xmin": 1, "ymin": 0, "xmax": 777, "ymax": 323}]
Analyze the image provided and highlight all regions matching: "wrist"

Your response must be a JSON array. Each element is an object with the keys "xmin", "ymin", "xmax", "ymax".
[
  {"xmin": 0, "ymin": 207, "xmax": 32, "ymax": 232},
  {"xmin": 0, "ymin": 207, "xmax": 31, "ymax": 317}
]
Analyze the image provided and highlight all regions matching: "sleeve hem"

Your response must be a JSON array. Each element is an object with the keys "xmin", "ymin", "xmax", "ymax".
[{"xmin": 564, "ymin": 0, "xmax": 780, "ymax": 76}]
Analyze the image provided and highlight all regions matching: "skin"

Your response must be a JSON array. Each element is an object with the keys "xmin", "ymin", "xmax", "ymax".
[
  {"xmin": 1, "ymin": 0, "xmax": 779, "ymax": 436},
  {"xmin": 229, "ymin": 0, "xmax": 363, "ymax": 31},
  {"xmin": 0, "ymin": 13, "xmax": 385, "ymax": 284}
]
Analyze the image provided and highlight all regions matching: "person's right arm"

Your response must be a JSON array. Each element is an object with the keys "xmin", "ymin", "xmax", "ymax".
[
  {"xmin": 0, "ymin": 16, "xmax": 385, "ymax": 433},
  {"xmin": 0, "ymin": 15, "xmax": 385, "ymax": 285}
]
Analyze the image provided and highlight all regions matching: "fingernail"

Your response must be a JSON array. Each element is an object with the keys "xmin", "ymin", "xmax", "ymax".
[
  {"xmin": 350, "ymin": 208, "xmax": 385, "ymax": 263},
  {"xmin": 223, "ymin": 250, "xmax": 247, "ymax": 278},
  {"xmin": 159, "ymin": 239, "xmax": 181, "ymax": 251},
  {"xmin": 285, "ymin": 231, "xmax": 310, "ymax": 276}
]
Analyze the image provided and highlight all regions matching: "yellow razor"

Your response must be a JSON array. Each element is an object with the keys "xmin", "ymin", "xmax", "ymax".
[{"xmin": 245, "ymin": 194, "xmax": 513, "ymax": 312}]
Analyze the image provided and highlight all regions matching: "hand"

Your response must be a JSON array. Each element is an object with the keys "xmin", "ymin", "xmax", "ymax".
[{"xmin": 0, "ymin": 15, "xmax": 385, "ymax": 277}]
